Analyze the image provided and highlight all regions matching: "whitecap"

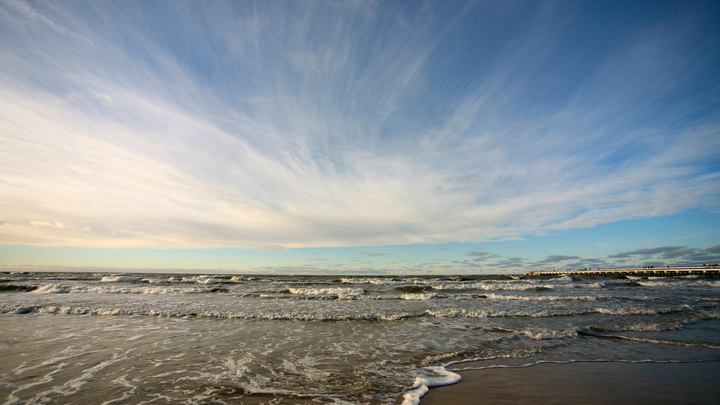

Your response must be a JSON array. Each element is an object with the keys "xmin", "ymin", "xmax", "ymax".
[
  {"xmin": 288, "ymin": 287, "xmax": 366, "ymax": 299},
  {"xmin": 401, "ymin": 293, "xmax": 439, "ymax": 300},
  {"xmin": 99, "ymin": 275, "xmax": 144, "ymax": 283}
]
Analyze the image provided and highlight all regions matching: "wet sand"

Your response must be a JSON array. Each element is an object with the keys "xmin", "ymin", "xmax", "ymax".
[{"xmin": 421, "ymin": 362, "xmax": 720, "ymax": 405}]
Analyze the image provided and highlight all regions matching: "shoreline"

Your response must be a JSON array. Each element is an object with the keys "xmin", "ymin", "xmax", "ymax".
[{"xmin": 420, "ymin": 361, "xmax": 720, "ymax": 404}]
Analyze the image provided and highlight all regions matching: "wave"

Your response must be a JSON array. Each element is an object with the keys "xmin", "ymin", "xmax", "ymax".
[
  {"xmin": 426, "ymin": 303, "xmax": 705, "ymax": 319},
  {"xmin": 699, "ymin": 279, "xmax": 720, "ymax": 287},
  {"xmin": 424, "ymin": 308, "xmax": 591, "ymax": 318},
  {"xmin": 0, "ymin": 304, "xmax": 426, "ymax": 321},
  {"xmin": 185, "ymin": 275, "xmax": 241, "ymax": 285},
  {"xmin": 589, "ymin": 334, "xmax": 720, "ymax": 349},
  {"xmin": 394, "ymin": 286, "xmax": 433, "ymax": 293},
  {"xmin": 521, "ymin": 328, "xmax": 579, "ymax": 340},
  {"xmin": 436, "ymin": 347, "xmax": 551, "ymax": 370},
  {"xmin": 0, "ymin": 303, "xmax": 564, "ymax": 320},
  {"xmin": 400, "ymin": 293, "xmax": 440, "ymax": 300},
  {"xmin": 482, "ymin": 293, "xmax": 601, "ymax": 301},
  {"xmin": 287, "ymin": 287, "xmax": 366, "ymax": 299},
  {"xmin": 634, "ymin": 278, "xmax": 720, "ymax": 288},
  {"xmin": 99, "ymin": 275, "xmax": 146, "ymax": 283},
  {"xmin": 2, "ymin": 299, "xmax": 712, "ymax": 323},
  {"xmin": 472, "ymin": 326, "xmax": 581, "ymax": 341},
  {"xmin": 421, "ymin": 276, "xmax": 629, "ymax": 292},
  {"xmin": 340, "ymin": 277, "xmax": 407, "ymax": 285},
  {"xmin": 449, "ymin": 358, "xmax": 720, "ymax": 372},
  {"xmin": 29, "ymin": 283, "xmax": 228, "ymax": 295},
  {"xmin": 98, "ymin": 274, "xmax": 245, "ymax": 285},
  {"xmin": 594, "ymin": 305, "xmax": 695, "ymax": 316},
  {"xmin": 0, "ymin": 284, "xmax": 38, "ymax": 292},
  {"xmin": 430, "ymin": 280, "xmax": 552, "ymax": 292}
]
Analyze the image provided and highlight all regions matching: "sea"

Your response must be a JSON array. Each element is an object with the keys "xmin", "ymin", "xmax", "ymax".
[{"xmin": 1, "ymin": 271, "xmax": 719, "ymax": 404}]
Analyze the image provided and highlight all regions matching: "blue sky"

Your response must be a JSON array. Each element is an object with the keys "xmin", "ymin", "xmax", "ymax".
[{"xmin": 1, "ymin": 0, "xmax": 719, "ymax": 274}]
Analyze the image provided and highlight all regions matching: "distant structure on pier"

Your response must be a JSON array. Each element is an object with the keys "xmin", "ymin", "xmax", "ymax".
[{"xmin": 523, "ymin": 264, "xmax": 720, "ymax": 277}]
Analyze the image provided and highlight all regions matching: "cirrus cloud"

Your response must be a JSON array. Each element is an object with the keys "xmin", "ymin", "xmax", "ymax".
[{"xmin": 1, "ymin": 1, "xmax": 718, "ymax": 250}]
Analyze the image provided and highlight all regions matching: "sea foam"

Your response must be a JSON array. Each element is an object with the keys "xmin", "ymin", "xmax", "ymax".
[{"xmin": 402, "ymin": 366, "xmax": 461, "ymax": 405}]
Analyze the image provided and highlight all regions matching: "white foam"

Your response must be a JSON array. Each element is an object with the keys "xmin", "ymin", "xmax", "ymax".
[
  {"xmin": 288, "ymin": 287, "xmax": 366, "ymax": 299},
  {"xmin": 100, "ymin": 275, "xmax": 144, "ymax": 283},
  {"xmin": 341, "ymin": 277, "xmax": 394, "ymax": 285},
  {"xmin": 424, "ymin": 307, "xmax": 585, "ymax": 319},
  {"xmin": 401, "ymin": 293, "xmax": 439, "ymax": 300},
  {"xmin": 586, "ymin": 282, "xmax": 607, "ymax": 289},
  {"xmin": 16, "ymin": 351, "xmax": 127, "ymax": 403},
  {"xmin": 600, "ymin": 334, "xmax": 720, "ymax": 349},
  {"xmin": 521, "ymin": 328, "xmax": 579, "ymax": 340},
  {"xmin": 0, "ymin": 303, "xmax": 428, "ymax": 322},
  {"xmin": 101, "ymin": 375, "xmax": 138, "ymax": 405},
  {"xmin": 402, "ymin": 366, "xmax": 461, "ymax": 405},
  {"xmin": 594, "ymin": 304, "xmax": 692, "ymax": 316},
  {"xmin": 483, "ymin": 293, "xmax": 598, "ymax": 301},
  {"xmin": 188, "ymin": 275, "xmax": 235, "ymax": 284},
  {"xmin": 430, "ymin": 280, "xmax": 556, "ymax": 292},
  {"xmin": 32, "ymin": 284, "xmax": 73, "ymax": 293},
  {"xmin": 699, "ymin": 279, "xmax": 720, "ymax": 287},
  {"xmin": 29, "ymin": 283, "xmax": 223, "ymax": 295}
]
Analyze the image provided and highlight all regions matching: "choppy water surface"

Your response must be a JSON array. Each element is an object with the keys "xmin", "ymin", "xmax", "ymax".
[{"xmin": 1, "ymin": 272, "xmax": 719, "ymax": 404}]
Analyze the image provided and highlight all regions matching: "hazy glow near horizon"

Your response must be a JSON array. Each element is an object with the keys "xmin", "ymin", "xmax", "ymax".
[{"xmin": 1, "ymin": 1, "xmax": 719, "ymax": 273}]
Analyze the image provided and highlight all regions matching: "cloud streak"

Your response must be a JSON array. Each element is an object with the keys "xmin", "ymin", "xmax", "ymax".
[{"xmin": 1, "ymin": 1, "xmax": 719, "ymax": 249}]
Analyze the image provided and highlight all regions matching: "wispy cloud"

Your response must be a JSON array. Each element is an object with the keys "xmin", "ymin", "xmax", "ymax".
[
  {"xmin": 607, "ymin": 245, "xmax": 720, "ymax": 266},
  {"xmin": 356, "ymin": 251, "xmax": 390, "ymax": 257},
  {"xmin": 609, "ymin": 246, "xmax": 687, "ymax": 258},
  {"xmin": 466, "ymin": 250, "xmax": 500, "ymax": 262},
  {"xmin": 537, "ymin": 255, "xmax": 581, "ymax": 264},
  {"xmin": 1, "ymin": 1, "xmax": 718, "ymax": 250}
]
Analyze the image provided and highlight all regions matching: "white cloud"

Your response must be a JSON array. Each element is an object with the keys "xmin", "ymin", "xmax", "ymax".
[
  {"xmin": 30, "ymin": 221, "xmax": 66, "ymax": 228},
  {"xmin": 0, "ymin": 1, "xmax": 718, "ymax": 249}
]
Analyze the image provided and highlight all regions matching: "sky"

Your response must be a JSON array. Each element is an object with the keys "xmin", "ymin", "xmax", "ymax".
[{"xmin": 1, "ymin": 0, "xmax": 719, "ymax": 274}]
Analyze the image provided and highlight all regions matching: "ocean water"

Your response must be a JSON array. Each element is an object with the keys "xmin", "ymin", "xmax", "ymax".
[{"xmin": 1, "ymin": 272, "xmax": 719, "ymax": 404}]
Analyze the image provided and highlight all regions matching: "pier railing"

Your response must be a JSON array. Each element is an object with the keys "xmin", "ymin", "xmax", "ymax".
[{"xmin": 523, "ymin": 264, "xmax": 720, "ymax": 277}]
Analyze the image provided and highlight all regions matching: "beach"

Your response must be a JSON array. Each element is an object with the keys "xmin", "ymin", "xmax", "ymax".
[{"xmin": 421, "ymin": 361, "xmax": 720, "ymax": 405}]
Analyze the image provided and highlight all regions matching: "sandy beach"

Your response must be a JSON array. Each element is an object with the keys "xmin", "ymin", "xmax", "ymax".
[{"xmin": 421, "ymin": 361, "xmax": 720, "ymax": 405}]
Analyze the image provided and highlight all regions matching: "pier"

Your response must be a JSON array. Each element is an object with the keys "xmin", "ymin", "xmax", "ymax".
[{"xmin": 523, "ymin": 264, "xmax": 720, "ymax": 277}]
